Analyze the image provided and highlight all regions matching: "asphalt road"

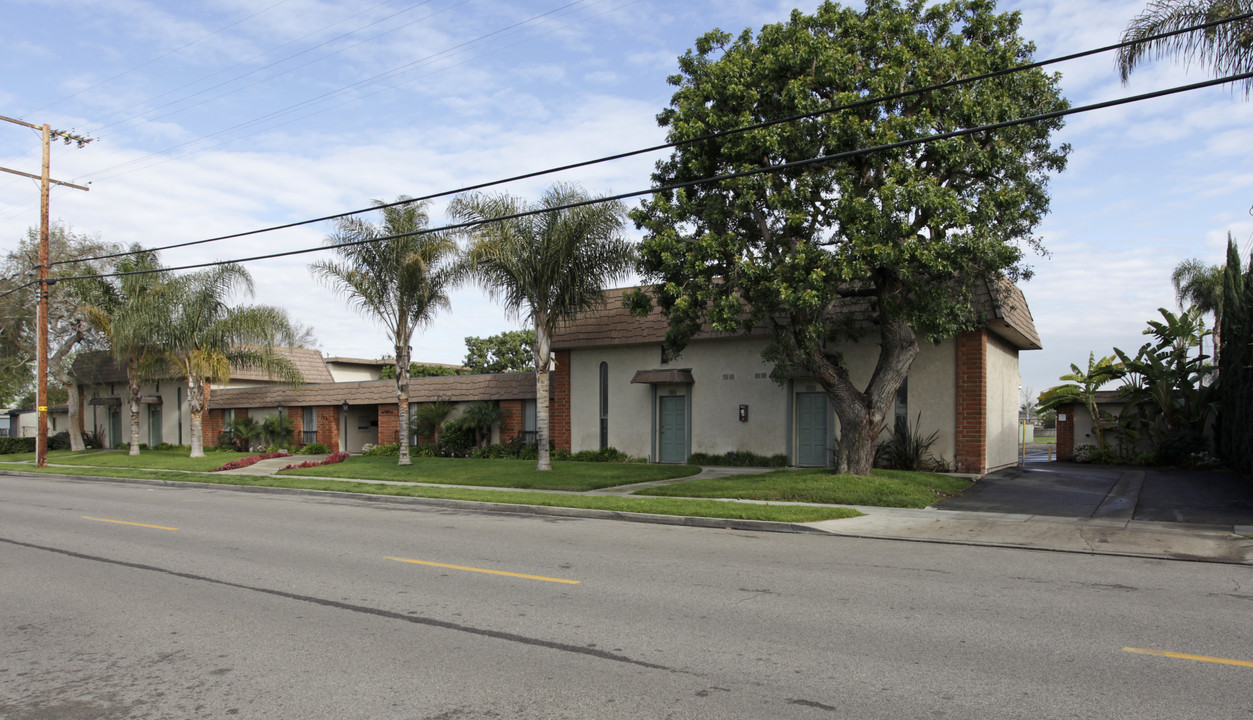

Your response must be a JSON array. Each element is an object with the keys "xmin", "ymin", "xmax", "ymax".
[{"xmin": 2, "ymin": 474, "xmax": 1251, "ymax": 719}]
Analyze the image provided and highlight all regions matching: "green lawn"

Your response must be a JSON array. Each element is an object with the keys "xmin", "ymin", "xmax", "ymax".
[
  {"xmin": 3, "ymin": 465, "xmax": 861, "ymax": 523},
  {"xmin": 280, "ymin": 455, "xmax": 702, "ymax": 491},
  {"xmin": 1032, "ymin": 436, "xmax": 1057, "ymax": 445},
  {"xmin": 636, "ymin": 467, "xmax": 973, "ymax": 508},
  {"xmin": 4, "ymin": 448, "xmax": 251, "ymax": 472}
]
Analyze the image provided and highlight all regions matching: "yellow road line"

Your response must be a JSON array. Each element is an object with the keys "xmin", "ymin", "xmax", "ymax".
[
  {"xmin": 1123, "ymin": 647, "xmax": 1253, "ymax": 668},
  {"xmin": 386, "ymin": 556, "xmax": 579, "ymax": 585},
  {"xmin": 82, "ymin": 516, "xmax": 178, "ymax": 531}
]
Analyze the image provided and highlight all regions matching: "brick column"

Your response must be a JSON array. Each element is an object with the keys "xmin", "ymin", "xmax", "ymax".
[
  {"xmin": 1056, "ymin": 403, "xmax": 1075, "ymax": 461},
  {"xmin": 317, "ymin": 405, "xmax": 340, "ymax": 452},
  {"xmin": 290, "ymin": 408, "xmax": 304, "ymax": 446},
  {"xmin": 954, "ymin": 331, "xmax": 988, "ymax": 474},
  {"xmin": 204, "ymin": 409, "xmax": 223, "ymax": 448},
  {"xmin": 551, "ymin": 351, "xmax": 571, "ymax": 452},
  {"xmin": 499, "ymin": 399, "xmax": 523, "ymax": 442},
  {"xmin": 377, "ymin": 404, "xmax": 398, "ymax": 445}
]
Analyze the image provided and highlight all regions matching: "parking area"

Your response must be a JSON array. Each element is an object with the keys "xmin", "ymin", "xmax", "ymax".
[{"xmin": 939, "ymin": 462, "xmax": 1253, "ymax": 526}]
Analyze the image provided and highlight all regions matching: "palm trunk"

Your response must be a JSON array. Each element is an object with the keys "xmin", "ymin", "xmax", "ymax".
[
  {"xmin": 396, "ymin": 345, "xmax": 411, "ymax": 466},
  {"xmin": 187, "ymin": 376, "xmax": 206, "ymax": 458},
  {"xmin": 128, "ymin": 357, "xmax": 143, "ymax": 456},
  {"xmin": 535, "ymin": 316, "xmax": 552, "ymax": 471}
]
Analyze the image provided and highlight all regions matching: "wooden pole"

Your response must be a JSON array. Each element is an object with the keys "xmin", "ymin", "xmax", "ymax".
[{"xmin": 36, "ymin": 124, "xmax": 50, "ymax": 468}]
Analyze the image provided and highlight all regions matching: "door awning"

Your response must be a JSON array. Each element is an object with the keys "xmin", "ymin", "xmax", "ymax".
[
  {"xmin": 140, "ymin": 396, "xmax": 163, "ymax": 405},
  {"xmin": 88, "ymin": 397, "xmax": 121, "ymax": 407},
  {"xmin": 630, "ymin": 369, "xmax": 694, "ymax": 385}
]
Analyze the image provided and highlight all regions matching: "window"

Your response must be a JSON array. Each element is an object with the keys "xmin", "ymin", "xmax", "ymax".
[
  {"xmin": 894, "ymin": 377, "xmax": 909, "ymax": 428},
  {"xmin": 599, "ymin": 362, "xmax": 609, "ymax": 449},
  {"xmin": 302, "ymin": 406, "xmax": 316, "ymax": 445},
  {"xmin": 522, "ymin": 399, "xmax": 537, "ymax": 444}
]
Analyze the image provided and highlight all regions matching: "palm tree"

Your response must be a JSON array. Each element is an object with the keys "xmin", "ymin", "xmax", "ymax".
[
  {"xmin": 1037, "ymin": 353, "xmax": 1124, "ymax": 450},
  {"xmin": 411, "ymin": 399, "xmax": 456, "ymax": 454},
  {"xmin": 310, "ymin": 197, "xmax": 459, "ymax": 467},
  {"xmin": 154, "ymin": 264, "xmax": 305, "ymax": 458},
  {"xmin": 1118, "ymin": 1, "xmax": 1253, "ymax": 95},
  {"xmin": 1172, "ymin": 251, "xmax": 1225, "ymax": 365},
  {"xmin": 83, "ymin": 245, "xmax": 167, "ymax": 456},
  {"xmin": 450, "ymin": 183, "xmax": 635, "ymax": 471}
]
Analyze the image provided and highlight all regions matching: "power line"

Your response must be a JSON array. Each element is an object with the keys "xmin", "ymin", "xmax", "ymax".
[
  {"xmin": 53, "ymin": 8, "xmax": 1253, "ymax": 268},
  {"xmin": 15, "ymin": 66, "xmax": 1251, "ymax": 299}
]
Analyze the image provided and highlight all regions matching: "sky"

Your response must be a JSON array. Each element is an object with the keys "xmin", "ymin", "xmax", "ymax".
[{"xmin": 2, "ymin": 0, "xmax": 1249, "ymax": 404}]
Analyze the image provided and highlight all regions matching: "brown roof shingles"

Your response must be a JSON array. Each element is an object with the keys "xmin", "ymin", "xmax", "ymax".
[
  {"xmin": 550, "ymin": 280, "xmax": 1042, "ymax": 351},
  {"xmin": 208, "ymin": 372, "xmax": 536, "ymax": 409},
  {"xmin": 71, "ymin": 347, "xmax": 336, "ymax": 386}
]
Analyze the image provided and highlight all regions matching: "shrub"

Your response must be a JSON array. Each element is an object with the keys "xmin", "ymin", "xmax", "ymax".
[
  {"xmin": 281, "ymin": 451, "xmax": 349, "ymax": 470},
  {"xmin": 687, "ymin": 450, "xmax": 789, "ymax": 468},
  {"xmin": 152, "ymin": 443, "xmax": 183, "ymax": 451},
  {"xmin": 569, "ymin": 447, "xmax": 632, "ymax": 463},
  {"xmin": 876, "ymin": 414, "xmax": 946, "ymax": 472},
  {"xmin": 362, "ymin": 442, "xmax": 400, "ymax": 457},
  {"xmin": 48, "ymin": 431, "xmax": 70, "ymax": 451},
  {"xmin": 0, "ymin": 436, "xmax": 36, "ymax": 454},
  {"xmin": 438, "ymin": 417, "xmax": 477, "ymax": 457},
  {"xmin": 82, "ymin": 429, "xmax": 106, "ymax": 449},
  {"xmin": 298, "ymin": 442, "xmax": 331, "ymax": 455}
]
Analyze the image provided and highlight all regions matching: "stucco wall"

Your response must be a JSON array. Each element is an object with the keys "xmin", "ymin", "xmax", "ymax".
[
  {"xmin": 570, "ymin": 335, "xmax": 962, "ymax": 465},
  {"xmin": 325, "ymin": 363, "xmax": 383, "ymax": 383},
  {"xmin": 985, "ymin": 335, "xmax": 1021, "ymax": 471}
]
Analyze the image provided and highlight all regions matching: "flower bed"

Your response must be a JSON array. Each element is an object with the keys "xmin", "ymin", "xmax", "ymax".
[
  {"xmin": 213, "ymin": 451, "xmax": 291, "ymax": 472},
  {"xmin": 281, "ymin": 451, "xmax": 349, "ymax": 471}
]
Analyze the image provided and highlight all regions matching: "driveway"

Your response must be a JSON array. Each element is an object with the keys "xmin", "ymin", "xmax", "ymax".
[{"xmin": 938, "ymin": 462, "xmax": 1253, "ymax": 526}]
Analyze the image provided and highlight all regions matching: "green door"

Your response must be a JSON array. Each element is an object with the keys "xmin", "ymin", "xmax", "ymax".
[
  {"xmin": 796, "ymin": 393, "xmax": 828, "ymax": 466},
  {"xmin": 109, "ymin": 408, "xmax": 122, "ymax": 447},
  {"xmin": 658, "ymin": 395, "xmax": 687, "ymax": 463}
]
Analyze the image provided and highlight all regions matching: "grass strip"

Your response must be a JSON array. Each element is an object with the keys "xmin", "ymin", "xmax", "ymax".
[
  {"xmin": 280, "ymin": 455, "xmax": 702, "ymax": 491},
  {"xmin": 1, "ymin": 465, "xmax": 860, "ymax": 523},
  {"xmin": 636, "ymin": 467, "xmax": 972, "ymax": 508},
  {"xmin": 0, "ymin": 448, "xmax": 251, "ymax": 472}
]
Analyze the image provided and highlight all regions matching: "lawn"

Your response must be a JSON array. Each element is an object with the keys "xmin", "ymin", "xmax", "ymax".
[
  {"xmin": 636, "ymin": 467, "xmax": 973, "ymax": 508},
  {"xmin": 279, "ymin": 455, "xmax": 702, "ymax": 491},
  {"xmin": 0, "ymin": 448, "xmax": 250, "ymax": 472},
  {"xmin": 1032, "ymin": 436, "xmax": 1057, "ymax": 445},
  {"xmin": 2, "ymin": 465, "xmax": 861, "ymax": 524}
]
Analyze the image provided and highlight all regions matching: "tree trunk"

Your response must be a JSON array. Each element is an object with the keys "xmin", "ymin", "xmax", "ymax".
[
  {"xmin": 187, "ymin": 376, "xmax": 206, "ymax": 458},
  {"xmin": 127, "ymin": 357, "xmax": 142, "ymax": 456},
  {"xmin": 534, "ymin": 315, "xmax": 552, "ymax": 471},
  {"xmin": 805, "ymin": 315, "xmax": 918, "ymax": 475},
  {"xmin": 65, "ymin": 379, "xmax": 85, "ymax": 451},
  {"xmin": 396, "ymin": 344, "xmax": 411, "ymax": 466}
]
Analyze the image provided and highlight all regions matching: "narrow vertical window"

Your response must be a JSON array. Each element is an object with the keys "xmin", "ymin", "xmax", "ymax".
[{"xmin": 599, "ymin": 361, "xmax": 609, "ymax": 450}]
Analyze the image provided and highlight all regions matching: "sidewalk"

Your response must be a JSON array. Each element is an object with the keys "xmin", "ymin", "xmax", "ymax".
[{"xmin": 11, "ymin": 457, "xmax": 1253, "ymax": 564}]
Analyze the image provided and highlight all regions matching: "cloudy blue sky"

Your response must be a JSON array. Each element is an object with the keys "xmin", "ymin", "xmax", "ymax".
[{"xmin": 1, "ymin": 0, "xmax": 1248, "ymax": 402}]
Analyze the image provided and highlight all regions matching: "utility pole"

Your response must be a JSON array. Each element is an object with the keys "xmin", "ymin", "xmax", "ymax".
[{"xmin": 0, "ymin": 114, "xmax": 92, "ymax": 468}]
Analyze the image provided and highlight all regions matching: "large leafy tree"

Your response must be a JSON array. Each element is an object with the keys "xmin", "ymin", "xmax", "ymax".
[
  {"xmin": 0, "ymin": 223, "xmax": 115, "ymax": 447},
  {"xmin": 450, "ymin": 183, "xmax": 635, "ymax": 471},
  {"xmin": 1118, "ymin": 0, "xmax": 1253, "ymax": 95},
  {"xmin": 632, "ymin": 0, "xmax": 1069, "ymax": 474},
  {"xmin": 310, "ymin": 197, "xmax": 458, "ymax": 466},
  {"xmin": 155, "ymin": 264, "xmax": 305, "ymax": 458},
  {"xmin": 82, "ymin": 245, "xmax": 167, "ymax": 456},
  {"xmin": 463, "ymin": 330, "xmax": 535, "ymax": 374},
  {"xmin": 1218, "ymin": 237, "xmax": 1252, "ymax": 472}
]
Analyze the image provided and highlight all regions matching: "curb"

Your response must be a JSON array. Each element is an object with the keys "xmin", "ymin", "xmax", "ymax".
[{"xmin": 0, "ymin": 470, "xmax": 829, "ymax": 536}]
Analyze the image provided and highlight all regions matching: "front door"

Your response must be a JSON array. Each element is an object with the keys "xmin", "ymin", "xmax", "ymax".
[
  {"xmin": 796, "ymin": 392, "xmax": 828, "ymax": 466},
  {"xmin": 108, "ymin": 408, "xmax": 122, "ymax": 447},
  {"xmin": 658, "ymin": 395, "xmax": 687, "ymax": 463}
]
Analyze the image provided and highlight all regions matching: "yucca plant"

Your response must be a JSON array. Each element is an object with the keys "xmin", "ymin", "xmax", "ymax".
[{"xmin": 875, "ymin": 413, "xmax": 943, "ymax": 472}]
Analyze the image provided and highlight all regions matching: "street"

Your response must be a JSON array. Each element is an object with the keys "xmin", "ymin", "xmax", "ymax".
[{"xmin": 2, "ymin": 474, "xmax": 1250, "ymax": 719}]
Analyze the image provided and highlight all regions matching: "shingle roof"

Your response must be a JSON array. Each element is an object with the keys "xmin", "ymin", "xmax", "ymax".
[
  {"xmin": 550, "ymin": 279, "xmax": 1042, "ymax": 351},
  {"xmin": 207, "ymin": 372, "xmax": 536, "ymax": 409},
  {"xmin": 71, "ymin": 347, "xmax": 335, "ymax": 386}
]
